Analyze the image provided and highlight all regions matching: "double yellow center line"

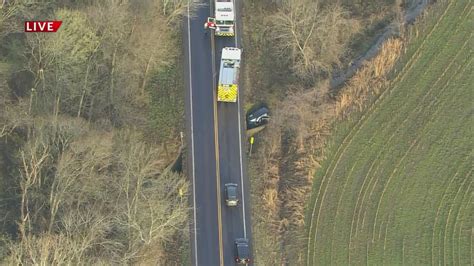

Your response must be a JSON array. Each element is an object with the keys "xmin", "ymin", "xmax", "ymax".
[{"xmin": 209, "ymin": 14, "xmax": 225, "ymax": 266}]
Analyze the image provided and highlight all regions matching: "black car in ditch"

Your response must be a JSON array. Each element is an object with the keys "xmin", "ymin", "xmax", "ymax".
[{"xmin": 246, "ymin": 106, "xmax": 270, "ymax": 129}]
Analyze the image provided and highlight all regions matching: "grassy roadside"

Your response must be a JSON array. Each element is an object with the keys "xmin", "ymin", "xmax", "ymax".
[{"xmin": 306, "ymin": 0, "xmax": 472, "ymax": 264}]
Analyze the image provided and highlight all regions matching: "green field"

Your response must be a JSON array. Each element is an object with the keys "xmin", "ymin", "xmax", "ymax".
[{"xmin": 306, "ymin": 1, "xmax": 473, "ymax": 265}]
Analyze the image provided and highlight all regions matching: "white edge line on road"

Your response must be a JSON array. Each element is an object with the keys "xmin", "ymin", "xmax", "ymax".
[
  {"xmin": 187, "ymin": 2, "xmax": 199, "ymax": 265},
  {"xmin": 238, "ymin": 96, "xmax": 247, "ymax": 239},
  {"xmin": 234, "ymin": 0, "xmax": 238, "ymax": 46},
  {"xmin": 234, "ymin": 0, "xmax": 247, "ymax": 239}
]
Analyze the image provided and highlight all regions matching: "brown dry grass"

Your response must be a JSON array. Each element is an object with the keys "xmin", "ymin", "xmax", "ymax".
[{"xmin": 338, "ymin": 38, "xmax": 403, "ymax": 114}]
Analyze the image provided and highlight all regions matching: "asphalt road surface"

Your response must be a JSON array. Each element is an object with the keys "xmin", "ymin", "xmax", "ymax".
[{"xmin": 184, "ymin": 0, "xmax": 253, "ymax": 265}]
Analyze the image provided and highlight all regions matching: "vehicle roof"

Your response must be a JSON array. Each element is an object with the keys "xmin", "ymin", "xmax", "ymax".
[
  {"xmin": 219, "ymin": 48, "xmax": 241, "ymax": 85},
  {"xmin": 249, "ymin": 107, "xmax": 269, "ymax": 117},
  {"xmin": 235, "ymin": 238, "xmax": 248, "ymax": 244},
  {"xmin": 220, "ymin": 62, "xmax": 238, "ymax": 85},
  {"xmin": 221, "ymin": 47, "xmax": 241, "ymax": 60},
  {"xmin": 226, "ymin": 184, "xmax": 238, "ymax": 197},
  {"xmin": 215, "ymin": 2, "xmax": 234, "ymax": 21},
  {"xmin": 236, "ymin": 240, "xmax": 249, "ymax": 258}
]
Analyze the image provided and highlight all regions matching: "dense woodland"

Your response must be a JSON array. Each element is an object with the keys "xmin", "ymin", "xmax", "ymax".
[{"xmin": 0, "ymin": 0, "xmax": 195, "ymax": 264}]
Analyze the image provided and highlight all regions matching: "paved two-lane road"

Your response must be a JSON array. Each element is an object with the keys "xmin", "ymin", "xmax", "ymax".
[
  {"xmin": 184, "ymin": 0, "xmax": 253, "ymax": 265},
  {"xmin": 184, "ymin": 2, "xmax": 221, "ymax": 265}
]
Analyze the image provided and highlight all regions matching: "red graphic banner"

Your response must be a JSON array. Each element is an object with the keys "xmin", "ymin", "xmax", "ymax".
[{"xmin": 24, "ymin": 21, "xmax": 62, "ymax": 32}]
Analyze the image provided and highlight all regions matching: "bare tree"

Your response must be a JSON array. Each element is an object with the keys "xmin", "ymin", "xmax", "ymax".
[
  {"xmin": 0, "ymin": 1, "xmax": 21, "ymax": 36},
  {"xmin": 19, "ymin": 139, "xmax": 49, "ymax": 232},
  {"xmin": 270, "ymin": 0, "xmax": 360, "ymax": 78},
  {"xmin": 24, "ymin": 9, "xmax": 99, "ymax": 117},
  {"xmin": 112, "ymin": 130, "xmax": 189, "ymax": 263},
  {"xmin": 0, "ymin": 62, "xmax": 11, "ymax": 138},
  {"xmin": 160, "ymin": 0, "xmax": 202, "ymax": 24},
  {"xmin": 5, "ymin": 120, "xmax": 189, "ymax": 264},
  {"xmin": 59, "ymin": 206, "xmax": 119, "ymax": 264},
  {"xmin": 129, "ymin": 15, "xmax": 173, "ymax": 97}
]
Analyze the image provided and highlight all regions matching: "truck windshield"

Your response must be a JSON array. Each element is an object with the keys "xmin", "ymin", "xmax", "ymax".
[
  {"xmin": 223, "ymin": 62, "xmax": 234, "ymax": 68},
  {"xmin": 217, "ymin": 7, "xmax": 232, "ymax": 12},
  {"xmin": 216, "ymin": 20, "xmax": 234, "ymax": 25}
]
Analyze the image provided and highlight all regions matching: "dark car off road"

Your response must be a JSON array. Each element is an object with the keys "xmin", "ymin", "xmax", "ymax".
[{"xmin": 246, "ymin": 107, "xmax": 270, "ymax": 130}]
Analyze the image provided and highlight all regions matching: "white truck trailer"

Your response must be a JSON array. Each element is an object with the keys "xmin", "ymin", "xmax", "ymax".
[{"xmin": 214, "ymin": 0, "xmax": 235, "ymax": 36}]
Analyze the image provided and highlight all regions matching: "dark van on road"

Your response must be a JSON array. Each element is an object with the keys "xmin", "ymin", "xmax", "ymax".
[
  {"xmin": 234, "ymin": 238, "xmax": 251, "ymax": 264},
  {"xmin": 224, "ymin": 183, "xmax": 239, "ymax": 207}
]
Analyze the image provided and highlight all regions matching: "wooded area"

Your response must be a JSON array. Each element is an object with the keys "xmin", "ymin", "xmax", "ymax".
[{"xmin": 0, "ymin": 0, "xmax": 194, "ymax": 264}]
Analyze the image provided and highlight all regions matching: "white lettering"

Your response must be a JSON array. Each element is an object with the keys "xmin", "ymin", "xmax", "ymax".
[{"xmin": 26, "ymin": 22, "xmax": 33, "ymax": 31}]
